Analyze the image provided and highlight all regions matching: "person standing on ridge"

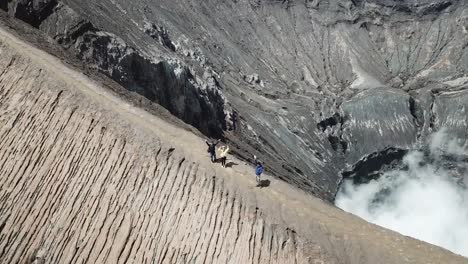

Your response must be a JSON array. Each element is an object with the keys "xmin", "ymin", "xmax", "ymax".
[
  {"xmin": 218, "ymin": 145, "xmax": 230, "ymax": 168},
  {"xmin": 253, "ymin": 155, "xmax": 264, "ymax": 186},
  {"xmin": 205, "ymin": 139, "xmax": 221, "ymax": 163}
]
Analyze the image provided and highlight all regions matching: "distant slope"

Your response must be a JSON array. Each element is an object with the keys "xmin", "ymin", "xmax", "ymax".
[{"xmin": 0, "ymin": 15, "xmax": 466, "ymax": 264}]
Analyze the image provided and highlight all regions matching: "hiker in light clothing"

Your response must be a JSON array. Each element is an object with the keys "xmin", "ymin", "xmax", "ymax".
[{"xmin": 218, "ymin": 145, "xmax": 230, "ymax": 168}]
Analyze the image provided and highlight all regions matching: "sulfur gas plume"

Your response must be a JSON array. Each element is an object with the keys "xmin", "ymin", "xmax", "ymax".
[{"xmin": 336, "ymin": 129, "xmax": 468, "ymax": 257}]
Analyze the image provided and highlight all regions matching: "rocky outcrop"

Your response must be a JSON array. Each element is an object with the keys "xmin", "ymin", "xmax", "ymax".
[
  {"xmin": 341, "ymin": 89, "xmax": 419, "ymax": 164},
  {"xmin": 2, "ymin": 0, "xmax": 468, "ymax": 201},
  {"xmin": 0, "ymin": 17, "xmax": 466, "ymax": 264}
]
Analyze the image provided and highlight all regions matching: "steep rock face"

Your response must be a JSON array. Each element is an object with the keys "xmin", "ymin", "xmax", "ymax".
[
  {"xmin": 3, "ymin": 0, "xmax": 228, "ymax": 138},
  {"xmin": 2, "ymin": 0, "xmax": 468, "ymax": 200},
  {"xmin": 0, "ymin": 18, "xmax": 466, "ymax": 264},
  {"xmin": 433, "ymin": 90, "xmax": 468, "ymax": 140},
  {"xmin": 341, "ymin": 89, "xmax": 418, "ymax": 164}
]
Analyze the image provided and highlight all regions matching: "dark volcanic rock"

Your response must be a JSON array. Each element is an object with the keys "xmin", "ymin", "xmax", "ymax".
[
  {"xmin": 9, "ymin": 0, "xmax": 57, "ymax": 28},
  {"xmin": 2, "ymin": 0, "xmax": 468, "ymax": 201},
  {"xmin": 341, "ymin": 147, "xmax": 409, "ymax": 185}
]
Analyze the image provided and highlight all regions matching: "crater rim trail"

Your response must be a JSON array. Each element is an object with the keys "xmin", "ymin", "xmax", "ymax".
[{"xmin": 0, "ymin": 17, "xmax": 466, "ymax": 263}]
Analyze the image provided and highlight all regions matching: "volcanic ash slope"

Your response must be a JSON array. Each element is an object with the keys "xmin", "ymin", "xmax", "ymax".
[{"xmin": 0, "ymin": 19, "xmax": 466, "ymax": 264}]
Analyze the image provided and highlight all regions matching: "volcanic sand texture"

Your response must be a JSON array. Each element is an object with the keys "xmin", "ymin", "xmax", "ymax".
[{"xmin": 0, "ymin": 20, "xmax": 466, "ymax": 264}]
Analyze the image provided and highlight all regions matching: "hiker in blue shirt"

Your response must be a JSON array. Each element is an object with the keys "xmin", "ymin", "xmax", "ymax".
[{"xmin": 253, "ymin": 155, "xmax": 264, "ymax": 185}]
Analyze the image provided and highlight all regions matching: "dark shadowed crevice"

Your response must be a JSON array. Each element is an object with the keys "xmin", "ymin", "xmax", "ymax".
[
  {"xmin": 429, "ymin": 91, "xmax": 439, "ymax": 130},
  {"xmin": 418, "ymin": 1, "xmax": 453, "ymax": 16},
  {"xmin": 281, "ymin": 163, "xmax": 305, "ymax": 177},
  {"xmin": 317, "ymin": 113, "xmax": 342, "ymax": 132},
  {"xmin": 56, "ymin": 20, "xmax": 97, "ymax": 47},
  {"xmin": 109, "ymin": 54, "xmax": 226, "ymax": 138},
  {"xmin": 318, "ymin": 112, "xmax": 348, "ymax": 154},
  {"xmin": 143, "ymin": 22, "xmax": 176, "ymax": 52},
  {"xmin": 14, "ymin": 0, "xmax": 58, "ymax": 28},
  {"xmin": 0, "ymin": 214, "xmax": 7, "ymax": 235},
  {"xmin": 341, "ymin": 147, "xmax": 408, "ymax": 185},
  {"xmin": 0, "ymin": 0, "xmax": 9, "ymax": 12},
  {"xmin": 328, "ymin": 135, "xmax": 347, "ymax": 153},
  {"xmin": 349, "ymin": 0, "xmax": 455, "ymax": 16},
  {"xmin": 409, "ymin": 96, "xmax": 424, "ymax": 128}
]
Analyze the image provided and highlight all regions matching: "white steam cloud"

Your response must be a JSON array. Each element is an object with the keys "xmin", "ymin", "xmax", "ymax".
[{"xmin": 336, "ymin": 129, "xmax": 468, "ymax": 257}]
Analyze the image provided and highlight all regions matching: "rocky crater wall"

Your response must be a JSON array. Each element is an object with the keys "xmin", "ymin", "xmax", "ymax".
[{"xmin": 2, "ymin": 0, "xmax": 468, "ymax": 201}]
